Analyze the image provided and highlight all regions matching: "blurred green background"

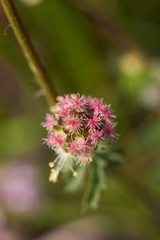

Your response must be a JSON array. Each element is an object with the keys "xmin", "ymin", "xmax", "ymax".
[{"xmin": 0, "ymin": 0, "xmax": 160, "ymax": 239}]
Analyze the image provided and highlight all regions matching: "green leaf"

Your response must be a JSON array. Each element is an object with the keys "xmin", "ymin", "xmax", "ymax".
[
  {"xmin": 94, "ymin": 141, "xmax": 126, "ymax": 166},
  {"xmin": 85, "ymin": 157, "xmax": 107, "ymax": 210}
]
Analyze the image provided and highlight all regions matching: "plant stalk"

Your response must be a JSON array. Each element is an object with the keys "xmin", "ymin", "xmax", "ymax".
[{"xmin": 0, "ymin": 0, "xmax": 57, "ymax": 107}]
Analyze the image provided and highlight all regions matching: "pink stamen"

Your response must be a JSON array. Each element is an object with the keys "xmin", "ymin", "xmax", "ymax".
[
  {"xmin": 41, "ymin": 114, "xmax": 56, "ymax": 131},
  {"xmin": 92, "ymin": 98, "xmax": 105, "ymax": 113},
  {"xmin": 65, "ymin": 115, "xmax": 81, "ymax": 133},
  {"xmin": 86, "ymin": 114, "xmax": 102, "ymax": 129},
  {"xmin": 90, "ymin": 130, "xmax": 103, "ymax": 147}
]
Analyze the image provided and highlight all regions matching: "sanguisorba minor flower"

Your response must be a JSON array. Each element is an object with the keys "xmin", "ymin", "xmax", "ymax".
[{"xmin": 42, "ymin": 94, "xmax": 119, "ymax": 183}]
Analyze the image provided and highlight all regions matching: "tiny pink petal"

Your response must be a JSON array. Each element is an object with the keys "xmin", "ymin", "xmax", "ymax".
[
  {"xmin": 104, "ymin": 122, "xmax": 119, "ymax": 141},
  {"xmin": 65, "ymin": 115, "xmax": 82, "ymax": 133},
  {"xmin": 92, "ymin": 98, "xmax": 105, "ymax": 113},
  {"xmin": 41, "ymin": 114, "xmax": 56, "ymax": 131},
  {"xmin": 67, "ymin": 142, "xmax": 80, "ymax": 154},
  {"xmin": 71, "ymin": 94, "xmax": 84, "ymax": 110},
  {"xmin": 102, "ymin": 105, "xmax": 116, "ymax": 122},
  {"xmin": 58, "ymin": 107, "xmax": 71, "ymax": 118},
  {"xmin": 90, "ymin": 130, "xmax": 103, "ymax": 147},
  {"xmin": 86, "ymin": 114, "xmax": 102, "ymax": 129}
]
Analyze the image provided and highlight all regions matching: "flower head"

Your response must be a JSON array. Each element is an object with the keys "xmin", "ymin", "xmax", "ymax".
[
  {"xmin": 92, "ymin": 98, "xmax": 105, "ymax": 113},
  {"xmin": 89, "ymin": 130, "xmax": 103, "ymax": 147},
  {"xmin": 102, "ymin": 104, "xmax": 116, "ymax": 122},
  {"xmin": 65, "ymin": 114, "xmax": 82, "ymax": 133},
  {"xmin": 86, "ymin": 114, "xmax": 102, "ymax": 129},
  {"xmin": 42, "ymin": 94, "xmax": 119, "ymax": 182},
  {"xmin": 41, "ymin": 114, "xmax": 56, "ymax": 132},
  {"xmin": 70, "ymin": 94, "xmax": 84, "ymax": 110},
  {"xmin": 104, "ymin": 122, "xmax": 119, "ymax": 141}
]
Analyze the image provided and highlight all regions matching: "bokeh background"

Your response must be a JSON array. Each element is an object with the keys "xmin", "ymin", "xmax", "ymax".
[{"xmin": 0, "ymin": 0, "xmax": 160, "ymax": 239}]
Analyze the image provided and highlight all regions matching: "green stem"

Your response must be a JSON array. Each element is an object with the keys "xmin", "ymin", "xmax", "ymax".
[{"xmin": 0, "ymin": 0, "xmax": 57, "ymax": 107}]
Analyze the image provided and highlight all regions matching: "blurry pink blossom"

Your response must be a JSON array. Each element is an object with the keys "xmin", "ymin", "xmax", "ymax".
[
  {"xmin": 0, "ymin": 229, "xmax": 21, "ymax": 240},
  {"xmin": 0, "ymin": 161, "xmax": 42, "ymax": 215}
]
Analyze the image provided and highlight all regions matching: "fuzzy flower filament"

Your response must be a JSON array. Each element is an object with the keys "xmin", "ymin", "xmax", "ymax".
[{"xmin": 42, "ymin": 94, "xmax": 118, "ymax": 182}]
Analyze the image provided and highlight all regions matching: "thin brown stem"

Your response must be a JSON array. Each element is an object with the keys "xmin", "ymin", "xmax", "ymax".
[{"xmin": 0, "ymin": 0, "xmax": 57, "ymax": 107}]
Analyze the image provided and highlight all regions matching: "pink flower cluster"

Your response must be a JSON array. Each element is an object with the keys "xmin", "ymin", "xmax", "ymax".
[{"xmin": 42, "ymin": 94, "xmax": 118, "ymax": 182}]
